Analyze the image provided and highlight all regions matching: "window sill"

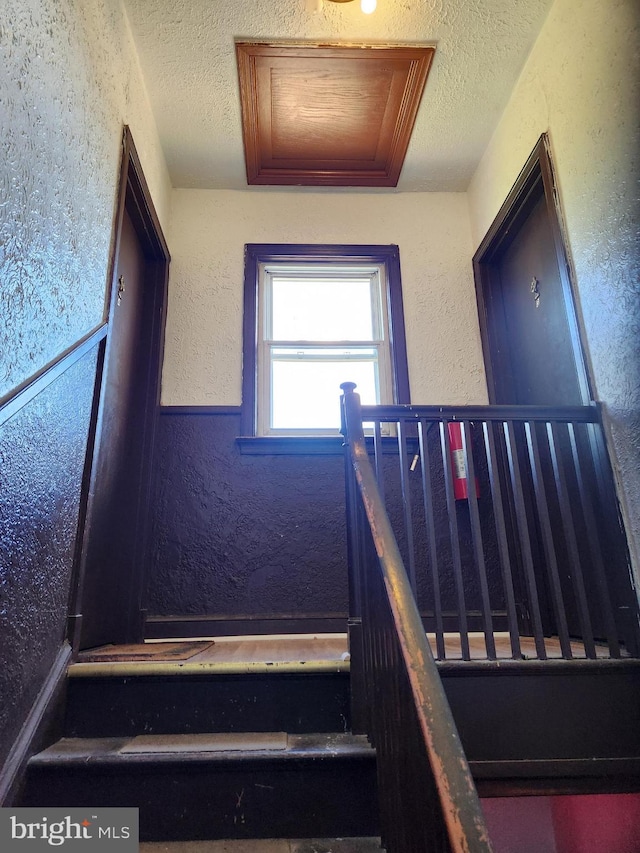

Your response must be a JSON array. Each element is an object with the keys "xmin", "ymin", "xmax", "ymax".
[
  {"xmin": 236, "ymin": 436, "xmax": 346, "ymax": 455},
  {"xmin": 236, "ymin": 434, "xmax": 420, "ymax": 456}
]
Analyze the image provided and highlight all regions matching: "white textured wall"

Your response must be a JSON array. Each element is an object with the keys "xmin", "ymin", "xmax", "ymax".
[
  {"xmin": 0, "ymin": 0, "xmax": 171, "ymax": 397},
  {"xmin": 162, "ymin": 190, "xmax": 487, "ymax": 408},
  {"xmin": 467, "ymin": 0, "xmax": 640, "ymax": 570}
]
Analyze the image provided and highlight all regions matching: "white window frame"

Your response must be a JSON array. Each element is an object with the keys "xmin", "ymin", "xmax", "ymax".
[{"xmin": 256, "ymin": 262, "xmax": 393, "ymax": 436}]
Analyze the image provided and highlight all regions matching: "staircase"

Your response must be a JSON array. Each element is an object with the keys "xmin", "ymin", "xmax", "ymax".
[{"xmin": 19, "ymin": 648, "xmax": 381, "ymax": 847}]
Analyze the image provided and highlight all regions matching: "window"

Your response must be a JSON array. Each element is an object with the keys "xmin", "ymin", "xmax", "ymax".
[{"xmin": 242, "ymin": 245, "xmax": 410, "ymax": 437}]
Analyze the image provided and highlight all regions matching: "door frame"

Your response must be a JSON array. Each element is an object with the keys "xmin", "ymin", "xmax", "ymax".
[
  {"xmin": 472, "ymin": 133, "xmax": 593, "ymax": 406},
  {"xmin": 67, "ymin": 126, "xmax": 170, "ymax": 653}
]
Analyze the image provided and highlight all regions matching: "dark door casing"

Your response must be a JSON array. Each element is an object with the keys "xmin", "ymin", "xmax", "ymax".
[
  {"xmin": 472, "ymin": 135, "xmax": 590, "ymax": 408},
  {"xmin": 70, "ymin": 128, "xmax": 170, "ymax": 651}
]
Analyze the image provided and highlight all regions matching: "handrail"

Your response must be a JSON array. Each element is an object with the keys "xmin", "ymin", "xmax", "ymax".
[
  {"xmin": 361, "ymin": 402, "xmax": 600, "ymax": 423},
  {"xmin": 341, "ymin": 382, "xmax": 493, "ymax": 853}
]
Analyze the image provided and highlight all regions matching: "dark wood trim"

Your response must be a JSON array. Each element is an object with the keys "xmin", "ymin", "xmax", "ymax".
[
  {"xmin": 473, "ymin": 758, "xmax": 640, "ymax": 797},
  {"xmin": 160, "ymin": 405, "xmax": 242, "ymax": 416},
  {"xmin": 145, "ymin": 614, "xmax": 349, "ymax": 639},
  {"xmin": 0, "ymin": 642, "xmax": 71, "ymax": 806},
  {"xmin": 241, "ymin": 244, "xmax": 411, "ymax": 436},
  {"xmin": 237, "ymin": 435, "xmax": 346, "ymax": 455},
  {"xmin": 472, "ymin": 133, "xmax": 593, "ymax": 406},
  {"xmin": 236, "ymin": 434, "xmax": 423, "ymax": 456},
  {"xmin": 68, "ymin": 125, "xmax": 170, "ymax": 652},
  {"xmin": 0, "ymin": 324, "xmax": 107, "ymax": 428},
  {"xmin": 360, "ymin": 403, "xmax": 600, "ymax": 424}
]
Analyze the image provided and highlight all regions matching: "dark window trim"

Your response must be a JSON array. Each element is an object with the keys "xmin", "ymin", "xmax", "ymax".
[{"xmin": 241, "ymin": 243, "xmax": 411, "ymax": 437}]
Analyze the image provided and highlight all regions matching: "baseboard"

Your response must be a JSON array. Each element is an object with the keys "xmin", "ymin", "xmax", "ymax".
[
  {"xmin": 145, "ymin": 614, "xmax": 349, "ymax": 639},
  {"xmin": 0, "ymin": 642, "xmax": 72, "ymax": 806}
]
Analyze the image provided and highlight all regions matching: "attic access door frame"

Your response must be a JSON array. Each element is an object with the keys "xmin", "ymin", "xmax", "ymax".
[
  {"xmin": 69, "ymin": 127, "xmax": 170, "ymax": 652},
  {"xmin": 472, "ymin": 134, "xmax": 592, "ymax": 407}
]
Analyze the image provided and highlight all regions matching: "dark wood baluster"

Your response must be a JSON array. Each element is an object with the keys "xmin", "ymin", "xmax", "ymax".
[
  {"xmin": 482, "ymin": 421, "xmax": 522, "ymax": 659},
  {"xmin": 568, "ymin": 423, "xmax": 620, "ymax": 657},
  {"xmin": 398, "ymin": 418, "xmax": 418, "ymax": 594},
  {"xmin": 373, "ymin": 419, "xmax": 386, "ymax": 502},
  {"xmin": 440, "ymin": 421, "xmax": 470, "ymax": 660},
  {"xmin": 547, "ymin": 421, "xmax": 597, "ymax": 658},
  {"xmin": 418, "ymin": 419, "xmax": 445, "ymax": 660},
  {"xmin": 503, "ymin": 420, "xmax": 547, "ymax": 660},
  {"xmin": 524, "ymin": 422, "xmax": 573, "ymax": 659},
  {"xmin": 462, "ymin": 421, "xmax": 496, "ymax": 659}
]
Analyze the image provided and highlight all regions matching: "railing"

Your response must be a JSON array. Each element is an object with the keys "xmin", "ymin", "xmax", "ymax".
[
  {"xmin": 341, "ymin": 383, "xmax": 640, "ymax": 850},
  {"xmin": 342, "ymin": 385, "xmax": 639, "ymax": 666},
  {"xmin": 341, "ymin": 383, "xmax": 493, "ymax": 853}
]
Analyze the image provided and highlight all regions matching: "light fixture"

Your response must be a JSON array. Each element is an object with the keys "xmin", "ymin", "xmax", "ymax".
[{"xmin": 326, "ymin": 0, "xmax": 377, "ymax": 13}]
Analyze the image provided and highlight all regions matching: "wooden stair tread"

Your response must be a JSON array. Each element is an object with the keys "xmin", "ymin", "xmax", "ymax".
[{"xmin": 29, "ymin": 733, "xmax": 374, "ymax": 766}]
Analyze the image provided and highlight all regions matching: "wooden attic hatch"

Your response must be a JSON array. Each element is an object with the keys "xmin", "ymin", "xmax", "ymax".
[{"xmin": 236, "ymin": 41, "xmax": 435, "ymax": 187}]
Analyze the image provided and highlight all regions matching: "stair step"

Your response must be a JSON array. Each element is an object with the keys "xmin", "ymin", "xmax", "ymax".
[
  {"xmin": 29, "ymin": 733, "xmax": 373, "ymax": 766},
  {"xmin": 64, "ymin": 671, "xmax": 351, "ymax": 737},
  {"xmin": 139, "ymin": 839, "xmax": 383, "ymax": 852},
  {"xmin": 23, "ymin": 733, "xmax": 379, "ymax": 842}
]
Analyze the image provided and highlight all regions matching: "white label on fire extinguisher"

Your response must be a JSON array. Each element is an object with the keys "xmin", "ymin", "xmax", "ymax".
[{"xmin": 452, "ymin": 448, "xmax": 466, "ymax": 480}]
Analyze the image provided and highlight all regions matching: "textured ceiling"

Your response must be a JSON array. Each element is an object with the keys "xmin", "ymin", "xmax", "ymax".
[{"xmin": 122, "ymin": 0, "xmax": 554, "ymax": 192}]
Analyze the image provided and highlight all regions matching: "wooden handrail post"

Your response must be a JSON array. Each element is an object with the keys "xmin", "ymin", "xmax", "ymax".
[
  {"xmin": 341, "ymin": 382, "xmax": 369, "ymax": 734},
  {"xmin": 341, "ymin": 381, "xmax": 365, "ymax": 445}
]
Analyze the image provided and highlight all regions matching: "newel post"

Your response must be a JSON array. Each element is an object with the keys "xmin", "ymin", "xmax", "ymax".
[{"xmin": 340, "ymin": 383, "xmax": 368, "ymax": 734}]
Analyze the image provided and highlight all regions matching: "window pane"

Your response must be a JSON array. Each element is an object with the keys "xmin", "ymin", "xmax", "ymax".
[
  {"xmin": 271, "ymin": 359, "xmax": 378, "ymax": 430},
  {"xmin": 271, "ymin": 277, "xmax": 377, "ymax": 341}
]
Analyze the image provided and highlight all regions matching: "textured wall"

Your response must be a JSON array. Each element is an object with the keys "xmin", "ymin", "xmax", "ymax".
[
  {"xmin": 162, "ymin": 190, "xmax": 487, "ymax": 408},
  {"xmin": 148, "ymin": 414, "xmax": 349, "ymax": 617},
  {"xmin": 0, "ymin": 350, "xmax": 96, "ymax": 772},
  {"xmin": 0, "ymin": 0, "xmax": 170, "ymax": 781},
  {"xmin": 0, "ymin": 0, "xmax": 171, "ymax": 398},
  {"xmin": 147, "ymin": 414, "xmax": 503, "ymax": 623},
  {"xmin": 467, "ymin": 0, "xmax": 640, "ymax": 573}
]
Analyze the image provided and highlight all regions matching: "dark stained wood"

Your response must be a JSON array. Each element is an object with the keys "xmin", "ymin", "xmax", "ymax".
[
  {"xmin": 418, "ymin": 419, "xmax": 445, "ymax": 660},
  {"xmin": 349, "ymin": 397, "xmax": 640, "ymax": 664},
  {"xmin": 341, "ymin": 383, "xmax": 493, "ymax": 853},
  {"xmin": 472, "ymin": 133, "xmax": 592, "ymax": 407},
  {"xmin": 236, "ymin": 43, "xmax": 434, "ymax": 187},
  {"xmin": 439, "ymin": 420, "xmax": 471, "ymax": 660},
  {"xmin": 70, "ymin": 126, "xmax": 170, "ymax": 651}
]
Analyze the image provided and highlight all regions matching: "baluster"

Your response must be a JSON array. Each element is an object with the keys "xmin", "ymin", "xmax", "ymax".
[
  {"xmin": 462, "ymin": 421, "xmax": 496, "ymax": 659},
  {"xmin": 524, "ymin": 422, "xmax": 573, "ymax": 659},
  {"xmin": 547, "ymin": 422, "xmax": 596, "ymax": 658},
  {"xmin": 440, "ymin": 421, "xmax": 470, "ymax": 660},
  {"xmin": 482, "ymin": 421, "xmax": 522, "ymax": 659},
  {"xmin": 418, "ymin": 419, "xmax": 445, "ymax": 660},
  {"xmin": 503, "ymin": 421, "xmax": 547, "ymax": 659},
  {"xmin": 568, "ymin": 423, "xmax": 620, "ymax": 657},
  {"xmin": 373, "ymin": 419, "xmax": 386, "ymax": 502},
  {"xmin": 397, "ymin": 418, "xmax": 418, "ymax": 594}
]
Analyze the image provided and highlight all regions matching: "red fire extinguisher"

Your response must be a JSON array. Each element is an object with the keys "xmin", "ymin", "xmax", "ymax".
[{"xmin": 448, "ymin": 422, "xmax": 480, "ymax": 501}]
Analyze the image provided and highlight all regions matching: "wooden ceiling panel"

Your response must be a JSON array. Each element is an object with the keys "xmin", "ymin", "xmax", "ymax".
[{"xmin": 236, "ymin": 43, "xmax": 435, "ymax": 187}]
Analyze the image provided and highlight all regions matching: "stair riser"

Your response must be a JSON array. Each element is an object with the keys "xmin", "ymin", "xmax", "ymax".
[
  {"xmin": 442, "ymin": 667, "xmax": 640, "ymax": 762},
  {"xmin": 23, "ymin": 758, "xmax": 379, "ymax": 842},
  {"xmin": 64, "ymin": 673, "xmax": 350, "ymax": 738}
]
